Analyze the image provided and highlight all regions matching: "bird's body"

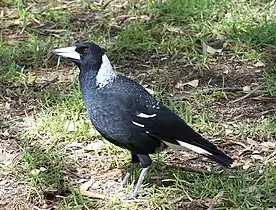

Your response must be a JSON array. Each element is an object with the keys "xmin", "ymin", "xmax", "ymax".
[{"xmin": 52, "ymin": 42, "xmax": 233, "ymax": 197}]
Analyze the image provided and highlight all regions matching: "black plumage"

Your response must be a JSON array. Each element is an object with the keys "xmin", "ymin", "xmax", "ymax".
[{"xmin": 51, "ymin": 42, "xmax": 233, "ymax": 197}]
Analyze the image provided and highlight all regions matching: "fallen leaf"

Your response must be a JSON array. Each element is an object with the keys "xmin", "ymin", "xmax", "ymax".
[
  {"xmin": 0, "ymin": 153, "xmax": 6, "ymax": 162},
  {"xmin": 64, "ymin": 121, "xmax": 76, "ymax": 132},
  {"xmin": 242, "ymin": 162, "xmax": 252, "ymax": 170},
  {"xmin": 184, "ymin": 79, "xmax": 199, "ymax": 88},
  {"xmin": 85, "ymin": 141, "xmax": 103, "ymax": 151},
  {"xmin": 166, "ymin": 26, "xmax": 184, "ymax": 34},
  {"xmin": 260, "ymin": 142, "xmax": 276, "ymax": 151},
  {"xmin": 80, "ymin": 179, "xmax": 94, "ymax": 191},
  {"xmin": 30, "ymin": 169, "xmax": 40, "ymax": 175},
  {"xmin": 243, "ymin": 86, "xmax": 251, "ymax": 91},
  {"xmin": 39, "ymin": 167, "xmax": 47, "ymax": 172},
  {"xmin": 68, "ymin": 142, "xmax": 83, "ymax": 148},
  {"xmin": 216, "ymin": 34, "xmax": 226, "ymax": 40},
  {"xmin": 202, "ymin": 41, "xmax": 222, "ymax": 54},
  {"xmin": 247, "ymin": 139, "xmax": 258, "ymax": 146},
  {"xmin": 252, "ymin": 155, "xmax": 263, "ymax": 160},
  {"xmin": 225, "ymin": 128, "xmax": 233, "ymax": 136},
  {"xmin": 254, "ymin": 61, "xmax": 265, "ymax": 67},
  {"xmin": 73, "ymin": 188, "xmax": 105, "ymax": 199},
  {"xmin": 260, "ymin": 142, "xmax": 276, "ymax": 147},
  {"xmin": 175, "ymin": 81, "xmax": 184, "ymax": 89}
]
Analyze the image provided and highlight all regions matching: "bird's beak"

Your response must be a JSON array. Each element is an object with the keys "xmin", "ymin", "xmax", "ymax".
[{"xmin": 51, "ymin": 46, "xmax": 81, "ymax": 60}]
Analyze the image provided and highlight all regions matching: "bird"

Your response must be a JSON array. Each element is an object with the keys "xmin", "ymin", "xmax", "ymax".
[{"xmin": 51, "ymin": 42, "xmax": 233, "ymax": 198}]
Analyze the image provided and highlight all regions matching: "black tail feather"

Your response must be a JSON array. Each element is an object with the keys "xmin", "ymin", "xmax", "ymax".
[{"xmin": 203, "ymin": 149, "xmax": 233, "ymax": 168}]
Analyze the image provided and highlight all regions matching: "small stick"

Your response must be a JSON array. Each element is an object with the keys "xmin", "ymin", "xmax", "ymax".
[
  {"xmin": 39, "ymin": 77, "xmax": 59, "ymax": 89},
  {"xmin": 3, "ymin": 35, "xmax": 33, "ymax": 40},
  {"xmin": 73, "ymin": 188, "xmax": 106, "ymax": 200},
  {"xmin": 171, "ymin": 87, "xmax": 244, "ymax": 101},
  {"xmin": 229, "ymin": 85, "xmax": 264, "ymax": 103}
]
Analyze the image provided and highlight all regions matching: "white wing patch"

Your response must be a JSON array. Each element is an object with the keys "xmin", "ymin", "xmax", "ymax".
[
  {"xmin": 96, "ymin": 54, "xmax": 117, "ymax": 88},
  {"xmin": 132, "ymin": 121, "xmax": 145, "ymax": 128},
  {"xmin": 163, "ymin": 140, "xmax": 211, "ymax": 155},
  {"xmin": 177, "ymin": 140, "xmax": 211, "ymax": 155},
  {"xmin": 137, "ymin": 113, "xmax": 156, "ymax": 118}
]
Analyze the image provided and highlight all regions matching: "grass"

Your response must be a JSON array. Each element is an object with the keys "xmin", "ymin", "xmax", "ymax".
[
  {"xmin": 19, "ymin": 141, "xmax": 64, "ymax": 189},
  {"xmin": 0, "ymin": 0, "xmax": 275, "ymax": 209}
]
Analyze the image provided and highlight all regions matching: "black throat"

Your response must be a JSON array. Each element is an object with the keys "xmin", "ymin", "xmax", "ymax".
[{"xmin": 78, "ymin": 53, "xmax": 103, "ymax": 91}]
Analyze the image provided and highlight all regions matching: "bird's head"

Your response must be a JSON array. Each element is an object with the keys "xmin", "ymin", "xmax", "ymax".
[{"xmin": 51, "ymin": 42, "xmax": 104, "ymax": 70}]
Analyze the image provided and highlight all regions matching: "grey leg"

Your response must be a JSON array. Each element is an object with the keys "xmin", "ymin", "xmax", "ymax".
[
  {"xmin": 120, "ymin": 172, "xmax": 130, "ymax": 188},
  {"xmin": 120, "ymin": 162, "xmax": 139, "ymax": 188},
  {"xmin": 132, "ymin": 166, "xmax": 150, "ymax": 198}
]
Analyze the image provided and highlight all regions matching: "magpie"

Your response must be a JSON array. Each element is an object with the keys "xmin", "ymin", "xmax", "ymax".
[{"xmin": 51, "ymin": 42, "xmax": 233, "ymax": 197}]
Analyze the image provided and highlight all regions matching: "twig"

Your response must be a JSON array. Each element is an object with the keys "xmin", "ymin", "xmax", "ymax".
[
  {"xmin": 229, "ymin": 85, "xmax": 264, "ymax": 103},
  {"xmin": 102, "ymin": 0, "xmax": 115, "ymax": 9},
  {"xmin": 3, "ymin": 35, "xmax": 33, "ymax": 40},
  {"xmin": 39, "ymin": 77, "xmax": 59, "ymax": 89},
  {"xmin": 183, "ymin": 190, "xmax": 193, "ymax": 202},
  {"xmin": 73, "ymin": 188, "xmax": 106, "ymax": 200},
  {"xmin": 251, "ymin": 95, "xmax": 276, "ymax": 102},
  {"xmin": 171, "ymin": 87, "xmax": 244, "ymax": 101},
  {"xmin": 28, "ymin": 203, "xmax": 43, "ymax": 210},
  {"xmin": 174, "ymin": 165, "xmax": 223, "ymax": 175},
  {"xmin": 267, "ymin": 150, "xmax": 276, "ymax": 161}
]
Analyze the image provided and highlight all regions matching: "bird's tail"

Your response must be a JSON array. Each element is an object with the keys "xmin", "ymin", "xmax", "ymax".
[
  {"xmin": 202, "ymin": 148, "xmax": 233, "ymax": 168},
  {"xmin": 174, "ymin": 136, "xmax": 233, "ymax": 168}
]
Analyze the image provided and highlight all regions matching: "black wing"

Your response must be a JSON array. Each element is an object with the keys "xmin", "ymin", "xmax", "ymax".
[{"xmin": 121, "ymin": 79, "xmax": 233, "ymax": 167}]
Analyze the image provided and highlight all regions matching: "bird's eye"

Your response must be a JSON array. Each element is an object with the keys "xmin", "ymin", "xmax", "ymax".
[{"xmin": 83, "ymin": 47, "xmax": 90, "ymax": 53}]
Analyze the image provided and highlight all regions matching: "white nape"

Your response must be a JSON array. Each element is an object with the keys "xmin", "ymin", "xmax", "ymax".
[
  {"xmin": 132, "ymin": 121, "xmax": 145, "ymax": 128},
  {"xmin": 164, "ymin": 140, "xmax": 212, "ymax": 155},
  {"xmin": 96, "ymin": 54, "xmax": 117, "ymax": 88},
  {"xmin": 137, "ymin": 113, "xmax": 156, "ymax": 118}
]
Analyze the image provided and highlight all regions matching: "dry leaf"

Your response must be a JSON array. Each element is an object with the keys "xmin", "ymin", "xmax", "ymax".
[
  {"xmin": 260, "ymin": 142, "xmax": 276, "ymax": 148},
  {"xmin": 243, "ymin": 86, "xmax": 251, "ymax": 91},
  {"xmin": 175, "ymin": 81, "xmax": 185, "ymax": 89},
  {"xmin": 242, "ymin": 162, "xmax": 252, "ymax": 170},
  {"xmin": 80, "ymin": 179, "xmax": 94, "ymax": 191},
  {"xmin": 85, "ymin": 141, "xmax": 103, "ymax": 151},
  {"xmin": 68, "ymin": 142, "xmax": 83, "ymax": 148},
  {"xmin": 166, "ymin": 26, "xmax": 184, "ymax": 34},
  {"xmin": 254, "ymin": 61, "xmax": 265, "ymax": 67},
  {"xmin": 64, "ymin": 121, "xmax": 76, "ymax": 132},
  {"xmin": 73, "ymin": 188, "xmax": 105, "ymax": 199},
  {"xmin": 247, "ymin": 139, "xmax": 258, "ymax": 146},
  {"xmin": 202, "ymin": 41, "xmax": 222, "ymax": 54},
  {"xmin": 0, "ymin": 153, "xmax": 6, "ymax": 162},
  {"xmin": 260, "ymin": 142, "xmax": 276, "ymax": 151},
  {"xmin": 252, "ymin": 155, "xmax": 263, "ymax": 160},
  {"xmin": 225, "ymin": 128, "xmax": 233, "ymax": 135},
  {"xmin": 184, "ymin": 79, "xmax": 199, "ymax": 88}
]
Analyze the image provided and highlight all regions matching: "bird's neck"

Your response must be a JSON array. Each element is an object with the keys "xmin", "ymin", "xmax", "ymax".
[
  {"xmin": 79, "ymin": 67, "xmax": 98, "ymax": 92},
  {"xmin": 78, "ymin": 54, "xmax": 117, "ymax": 93},
  {"xmin": 95, "ymin": 54, "xmax": 117, "ymax": 88}
]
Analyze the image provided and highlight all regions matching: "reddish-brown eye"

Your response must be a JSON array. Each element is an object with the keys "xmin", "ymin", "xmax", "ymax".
[{"xmin": 83, "ymin": 47, "xmax": 90, "ymax": 53}]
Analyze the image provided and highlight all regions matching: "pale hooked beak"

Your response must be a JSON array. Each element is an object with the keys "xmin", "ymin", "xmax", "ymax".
[{"xmin": 51, "ymin": 46, "xmax": 81, "ymax": 60}]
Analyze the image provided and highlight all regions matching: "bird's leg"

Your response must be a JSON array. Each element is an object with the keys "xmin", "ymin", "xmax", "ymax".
[
  {"xmin": 120, "ymin": 152, "xmax": 140, "ymax": 188},
  {"xmin": 132, "ymin": 166, "xmax": 150, "ymax": 197},
  {"xmin": 132, "ymin": 154, "xmax": 152, "ymax": 198}
]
